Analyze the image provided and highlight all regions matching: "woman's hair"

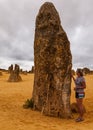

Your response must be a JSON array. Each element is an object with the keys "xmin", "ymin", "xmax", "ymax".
[{"xmin": 76, "ymin": 69, "xmax": 83, "ymax": 76}]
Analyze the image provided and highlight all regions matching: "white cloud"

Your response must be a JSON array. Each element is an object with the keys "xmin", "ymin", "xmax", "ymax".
[
  {"xmin": 0, "ymin": 0, "xmax": 93, "ymax": 70},
  {"xmin": 0, "ymin": 57, "xmax": 34, "ymax": 71}
]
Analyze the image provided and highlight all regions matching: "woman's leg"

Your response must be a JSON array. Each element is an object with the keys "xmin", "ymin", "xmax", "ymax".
[{"xmin": 76, "ymin": 98, "xmax": 84, "ymax": 119}]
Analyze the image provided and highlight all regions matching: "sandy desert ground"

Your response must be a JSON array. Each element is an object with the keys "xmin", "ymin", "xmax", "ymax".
[{"xmin": 0, "ymin": 72, "xmax": 93, "ymax": 130}]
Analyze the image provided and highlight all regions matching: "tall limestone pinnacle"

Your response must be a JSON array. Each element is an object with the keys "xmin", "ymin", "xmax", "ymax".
[{"xmin": 32, "ymin": 2, "xmax": 72, "ymax": 118}]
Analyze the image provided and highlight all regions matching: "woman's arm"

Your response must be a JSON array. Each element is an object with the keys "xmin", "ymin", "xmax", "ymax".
[
  {"xmin": 72, "ymin": 75, "xmax": 76, "ymax": 83},
  {"xmin": 71, "ymin": 75, "xmax": 76, "ymax": 91},
  {"xmin": 76, "ymin": 81, "xmax": 86, "ymax": 89}
]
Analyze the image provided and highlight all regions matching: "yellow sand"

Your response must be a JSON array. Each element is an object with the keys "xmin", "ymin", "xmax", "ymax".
[{"xmin": 0, "ymin": 72, "xmax": 93, "ymax": 130}]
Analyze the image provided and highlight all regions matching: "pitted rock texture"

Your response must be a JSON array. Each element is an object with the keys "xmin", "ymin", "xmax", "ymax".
[
  {"xmin": 8, "ymin": 64, "xmax": 13, "ymax": 73},
  {"xmin": 31, "ymin": 66, "xmax": 35, "ymax": 73},
  {"xmin": 32, "ymin": 2, "xmax": 72, "ymax": 118},
  {"xmin": 8, "ymin": 64, "xmax": 22, "ymax": 82}
]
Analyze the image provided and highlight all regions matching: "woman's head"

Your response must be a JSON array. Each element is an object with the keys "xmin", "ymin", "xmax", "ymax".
[{"xmin": 76, "ymin": 69, "xmax": 83, "ymax": 77}]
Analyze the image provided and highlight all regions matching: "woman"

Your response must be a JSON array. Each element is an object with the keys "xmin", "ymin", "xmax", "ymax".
[{"xmin": 72, "ymin": 69, "xmax": 86, "ymax": 122}]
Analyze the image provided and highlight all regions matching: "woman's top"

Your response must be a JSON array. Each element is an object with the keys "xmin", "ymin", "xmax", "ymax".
[{"xmin": 75, "ymin": 76, "xmax": 85, "ymax": 93}]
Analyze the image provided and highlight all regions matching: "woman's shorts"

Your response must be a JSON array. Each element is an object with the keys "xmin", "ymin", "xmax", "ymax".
[{"xmin": 75, "ymin": 92, "xmax": 85, "ymax": 99}]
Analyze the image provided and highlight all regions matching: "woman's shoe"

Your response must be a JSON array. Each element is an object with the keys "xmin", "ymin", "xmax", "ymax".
[{"xmin": 75, "ymin": 118, "xmax": 84, "ymax": 122}]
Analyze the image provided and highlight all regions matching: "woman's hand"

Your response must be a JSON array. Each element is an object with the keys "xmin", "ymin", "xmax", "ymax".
[
  {"xmin": 71, "ymin": 73, "xmax": 73, "ymax": 78},
  {"xmin": 74, "ymin": 87, "xmax": 76, "ymax": 91},
  {"xmin": 71, "ymin": 74, "xmax": 76, "ymax": 82}
]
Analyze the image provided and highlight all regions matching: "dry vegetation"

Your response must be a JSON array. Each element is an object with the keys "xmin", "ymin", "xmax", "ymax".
[{"xmin": 0, "ymin": 72, "xmax": 93, "ymax": 130}]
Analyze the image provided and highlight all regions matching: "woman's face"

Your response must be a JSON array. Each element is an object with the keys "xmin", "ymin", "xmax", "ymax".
[{"xmin": 76, "ymin": 72, "xmax": 80, "ymax": 77}]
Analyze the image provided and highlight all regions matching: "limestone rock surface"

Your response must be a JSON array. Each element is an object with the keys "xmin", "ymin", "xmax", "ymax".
[
  {"xmin": 8, "ymin": 64, "xmax": 22, "ymax": 82},
  {"xmin": 32, "ymin": 2, "xmax": 72, "ymax": 118}
]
